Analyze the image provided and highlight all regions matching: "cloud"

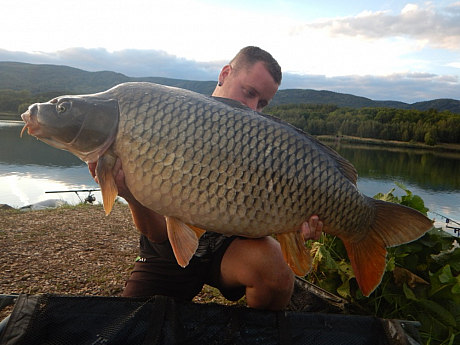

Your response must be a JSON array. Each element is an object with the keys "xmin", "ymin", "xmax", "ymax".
[
  {"xmin": 0, "ymin": 48, "xmax": 225, "ymax": 81},
  {"xmin": 281, "ymin": 72, "xmax": 460, "ymax": 103},
  {"xmin": 298, "ymin": 2, "xmax": 460, "ymax": 51},
  {"xmin": 0, "ymin": 48, "xmax": 458, "ymax": 104}
]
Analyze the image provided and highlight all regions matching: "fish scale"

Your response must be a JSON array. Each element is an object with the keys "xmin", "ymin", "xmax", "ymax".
[
  {"xmin": 21, "ymin": 82, "xmax": 433, "ymax": 296},
  {"xmin": 114, "ymin": 85, "xmax": 361, "ymax": 237}
]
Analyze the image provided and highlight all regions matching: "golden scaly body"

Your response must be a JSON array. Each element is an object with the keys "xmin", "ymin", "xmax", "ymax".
[{"xmin": 113, "ymin": 83, "xmax": 372, "ymax": 239}]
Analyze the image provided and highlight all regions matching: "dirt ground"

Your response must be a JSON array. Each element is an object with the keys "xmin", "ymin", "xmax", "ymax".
[{"xmin": 0, "ymin": 203, "xmax": 235, "ymax": 320}]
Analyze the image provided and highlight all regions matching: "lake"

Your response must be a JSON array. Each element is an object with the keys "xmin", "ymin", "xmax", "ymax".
[{"xmin": 1, "ymin": 120, "xmax": 459, "ymax": 234}]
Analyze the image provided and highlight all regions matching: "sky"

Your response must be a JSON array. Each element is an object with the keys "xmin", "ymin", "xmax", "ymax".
[{"xmin": 1, "ymin": 0, "xmax": 459, "ymax": 103}]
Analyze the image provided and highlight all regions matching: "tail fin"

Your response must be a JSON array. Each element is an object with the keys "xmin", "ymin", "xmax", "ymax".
[{"xmin": 343, "ymin": 198, "xmax": 433, "ymax": 296}]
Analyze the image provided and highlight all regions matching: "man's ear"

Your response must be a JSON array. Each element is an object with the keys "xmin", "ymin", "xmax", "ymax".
[{"xmin": 219, "ymin": 64, "xmax": 233, "ymax": 85}]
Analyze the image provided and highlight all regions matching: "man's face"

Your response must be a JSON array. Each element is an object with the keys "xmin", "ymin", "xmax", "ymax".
[{"xmin": 215, "ymin": 61, "xmax": 279, "ymax": 112}]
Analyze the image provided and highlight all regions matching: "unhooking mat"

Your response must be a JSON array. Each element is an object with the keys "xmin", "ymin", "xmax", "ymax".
[{"xmin": 0, "ymin": 294, "xmax": 414, "ymax": 345}]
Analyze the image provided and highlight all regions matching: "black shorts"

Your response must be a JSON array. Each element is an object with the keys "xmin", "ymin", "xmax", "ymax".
[{"xmin": 122, "ymin": 236, "xmax": 245, "ymax": 302}]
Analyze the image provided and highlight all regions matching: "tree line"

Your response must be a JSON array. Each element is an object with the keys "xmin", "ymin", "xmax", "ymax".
[
  {"xmin": 0, "ymin": 89, "xmax": 62, "ymax": 116},
  {"xmin": 266, "ymin": 103, "xmax": 460, "ymax": 145},
  {"xmin": 3, "ymin": 89, "xmax": 460, "ymax": 145}
]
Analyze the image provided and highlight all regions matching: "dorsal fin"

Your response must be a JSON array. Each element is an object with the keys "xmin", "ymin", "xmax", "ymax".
[{"xmin": 319, "ymin": 143, "xmax": 358, "ymax": 185}]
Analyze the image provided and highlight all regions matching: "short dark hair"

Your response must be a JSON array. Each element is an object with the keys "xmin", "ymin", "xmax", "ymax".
[{"xmin": 229, "ymin": 46, "xmax": 282, "ymax": 85}]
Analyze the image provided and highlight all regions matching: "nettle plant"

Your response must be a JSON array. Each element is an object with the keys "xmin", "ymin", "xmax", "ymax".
[{"xmin": 307, "ymin": 183, "xmax": 460, "ymax": 345}]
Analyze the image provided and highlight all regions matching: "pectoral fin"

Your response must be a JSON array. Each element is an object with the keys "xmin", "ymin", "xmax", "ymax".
[
  {"xmin": 187, "ymin": 224, "xmax": 207, "ymax": 239},
  {"xmin": 165, "ymin": 216, "xmax": 205, "ymax": 268},
  {"xmin": 276, "ymin": 232, "xmax": 312, "ymax": 276},
  {"xmin": 95, "ymin": 151, "xmax": 118, "ymax": 215}
]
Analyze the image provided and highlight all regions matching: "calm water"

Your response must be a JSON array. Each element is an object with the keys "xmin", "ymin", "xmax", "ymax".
[
  {"xmin": 0, "ymin": 120, "xmax": 102, "ymax": 207},
  {"xmin": 1, "ymin": 120, "xmax": 459, "ymax": 234}
]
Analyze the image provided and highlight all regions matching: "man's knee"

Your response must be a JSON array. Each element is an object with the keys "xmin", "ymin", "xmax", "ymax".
[{"xmin": 265, "ymin": 265, "xmax": 294, "ymax": 295}]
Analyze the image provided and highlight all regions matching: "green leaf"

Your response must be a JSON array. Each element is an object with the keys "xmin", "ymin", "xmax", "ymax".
[
  {"xmin": 439, "ymin": 265, "xmax": 454, "ymax": 284},
  {"xmin": 386, "ymin": 256, "xmax": 395, "ymax": 272},
  {"xmin": 395, "ymin": 181, "xmax": 408, "ymax": 193},
  {"xmin": 417, "ymin": 299, "xmax": 457, "ymax": 328},
  {"xmin": 403, "ymin": 283, "xmax": 418, "ymax": 301},
  {"xmin": 429, "ymin": 266, "xmax": 460, "ymax": 303},
  {"xmin": 374, "ymin": 188, "xmax": 399, "ymax": 203},
  {"xmin": 442, "ymin": 299, "xmax": 460, "ymax": 329},
  {"xmin": 337, "ymin": 279, "xmax": 351, "ymax": 299},
  {"xmin": 452, "ymin": 282, "xmax": 460, "ymax": 295},
  {"xmin": 402, "ymin": 195, "xmax": 428, "ymax": 214},
  {"xmin": 314, "ymin": 243, "xmax": 338, "ymax": 270},
  {"xmin": 432, "ymin": 247, "xmax": 460, "ymax": 272},
  {"xmin": 338, "ymin": 260, "xmax": 355, "ymax": 279},
  {"xmin": 430, "ymin": 265, "xmax": 453, "ymax": 295}
]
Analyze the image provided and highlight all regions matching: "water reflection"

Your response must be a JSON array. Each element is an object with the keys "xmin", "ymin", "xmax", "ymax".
[
  {"xmin": 0, "ymin": 121, "xmax": 100, "ymax": 207},
  {"xmin": 1, "ymin": 121, "xmax": 83, "ymax": 167},
  {"xmin": 1, "ymin": 165, "xmax": 101, "ymax": 207},
  {"xmin": 327, "ymin": 141, "xmax": 460, "ymax": 232},
  {"xmin": 328, "ymin": 142, "xmax": 460, "ymax": 192}
]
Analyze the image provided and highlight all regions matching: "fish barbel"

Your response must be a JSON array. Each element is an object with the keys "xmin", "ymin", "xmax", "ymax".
[{"xmin": 21, "ymin": 82, "xmax": 433, "ymax": 296}]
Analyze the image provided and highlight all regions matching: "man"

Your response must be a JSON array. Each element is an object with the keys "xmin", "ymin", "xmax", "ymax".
[{"xmin": 90, "ymin": 46, "xmax": 323, "ymax": 310}]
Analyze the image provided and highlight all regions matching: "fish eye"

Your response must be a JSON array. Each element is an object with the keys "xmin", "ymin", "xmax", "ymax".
[{"xmin": 57, "ymin": 101, "xmax": 71, "ymax": 113}]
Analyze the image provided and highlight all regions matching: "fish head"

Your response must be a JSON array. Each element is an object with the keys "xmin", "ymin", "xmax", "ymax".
[{"xmin": 21, "ymin": 95, "xmax": 119, "ymax": 163}]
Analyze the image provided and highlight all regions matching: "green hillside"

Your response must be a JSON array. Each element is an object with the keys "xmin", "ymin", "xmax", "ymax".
[{"xmin": 0, "ymin": 61, "xmax": 459, "ymax": 114}]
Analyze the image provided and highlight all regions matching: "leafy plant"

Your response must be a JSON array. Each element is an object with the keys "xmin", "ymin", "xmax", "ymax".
[{"xmin": 307, "ymin": 184, "xmax": 460, "ymax": 344}]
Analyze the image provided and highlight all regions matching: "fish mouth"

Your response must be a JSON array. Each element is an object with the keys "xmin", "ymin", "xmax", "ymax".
[{"xmin": 20, "ymin": 111, "xmax": 43, "ymax": 138}]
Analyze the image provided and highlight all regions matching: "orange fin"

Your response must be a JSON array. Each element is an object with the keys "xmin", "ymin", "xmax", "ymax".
[
  {"xmin": 342, "ymin": 197, "xmax": 433, "ymax": 296},
  {"xmin": 95, "ymin": 151, "xmax": 118, "ymax": 215},
  {"xmin": 370, "ymin": 198, "xmax": 433, "ymax": 247},
  {"xmin": 342, "ymin": 235, "xmax": 387, "ymax": 297},
  {"xmin": 187, "ymin": 224, "xmax": 207, "ymax": 239},
  {"xmin": 276, "ymin": 232, "xmax": 312, "ymax": 276},
  {"xmin": 165, "ymin": 216, "xmax": 204, "ymax": 268}
]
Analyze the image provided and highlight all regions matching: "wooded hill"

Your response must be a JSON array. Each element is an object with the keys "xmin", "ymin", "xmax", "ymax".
[
  {"xmin": 267, "ymin": 103, "xmax": 460, "ymax": 146},
  {"xmin": 1, "ymin": 61, "xmax": 459, "ymax": 114}
]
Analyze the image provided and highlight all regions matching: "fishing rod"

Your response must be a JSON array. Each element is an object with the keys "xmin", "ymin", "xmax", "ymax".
[
  {"xmin": 430, "ymin": 211, "xmax": 460, "ymax": 236},
  {"xmin": 45, "ymin": 188, "xmax": 100, "ymax": 204}
]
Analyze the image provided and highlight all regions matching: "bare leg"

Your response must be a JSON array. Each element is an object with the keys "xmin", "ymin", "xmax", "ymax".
[{"xmin": 219, "ymin": 236, "xmax": 294, "ymax": 310}]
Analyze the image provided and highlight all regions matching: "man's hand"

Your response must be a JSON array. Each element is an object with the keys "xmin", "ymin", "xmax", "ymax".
[
  {"xmin": 88, "ymin": 159, "xmax": 168, "ymax": 241},
  {"xmin": 300, "ymin": 215, "xmax": 323, "ymax": 241},
  {"xmin": 87, "ymin": 158, "xmax": 135, "ymax": 202}
]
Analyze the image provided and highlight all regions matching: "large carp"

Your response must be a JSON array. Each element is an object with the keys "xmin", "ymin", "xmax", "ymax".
[{"xmin": 21, "ymin": 82, "xmax": 432, "ymax": 296}]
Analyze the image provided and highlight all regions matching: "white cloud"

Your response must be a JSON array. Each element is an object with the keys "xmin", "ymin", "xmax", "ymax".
[
  {"xmin": 1, "ymin": 1, "xmax": 459, "ymax": 104},
  {"xmin": 1, "ymin": 48, "xmax": 458, "ymax": 104},
  {"xmin": 281, "ymin": 72, "xmax": 460, "ymax": 103},
  {"xmin": 0, "ymin": 48, "xmax": 223, "ymax": 80},
  {"xmin": 299, "ymin": 2, "xmax": 460, "ymax": 51}
]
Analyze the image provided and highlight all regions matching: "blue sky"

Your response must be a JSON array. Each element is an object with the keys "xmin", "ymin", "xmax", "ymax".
[{"xmin": 1, "ymin": 0, "xmax": 459, "ymax": 103}]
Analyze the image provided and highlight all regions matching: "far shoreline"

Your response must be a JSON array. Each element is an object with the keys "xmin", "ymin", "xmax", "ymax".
[
  {"xmin": 318, "ymin": 135, "xmax": 460, "ymax": 154},
  {"xmin": 2, "ymin": 112, "xmax": 459, "ymax": 153}
]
